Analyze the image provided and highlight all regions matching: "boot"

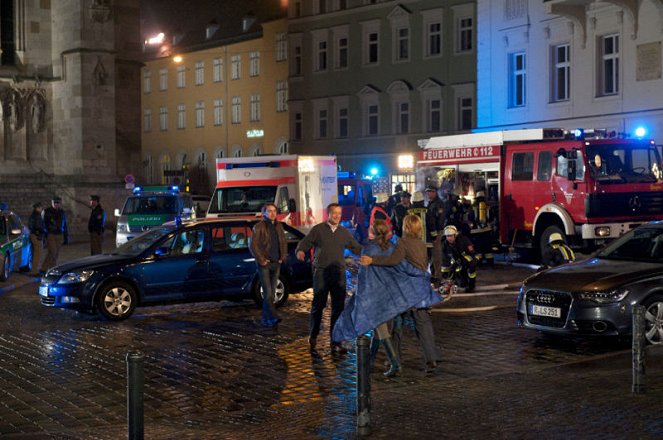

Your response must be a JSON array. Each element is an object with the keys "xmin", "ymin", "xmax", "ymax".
[
  {"xmin": 465, "ymin": 276, "xmax": 476, "ymax": 293},
  {"xmin": 369, "ymin": 335, "xmax": 381, "ymax": 369},
  {"xmin": 381, "ymin": 337, "xmax": 401, "ymax": 378}
]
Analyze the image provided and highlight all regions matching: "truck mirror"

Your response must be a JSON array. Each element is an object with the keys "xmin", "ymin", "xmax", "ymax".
[
  {"xmin": 114, "ymin": 208, "xmax": 121, "ymax": 217},
  {"xmin": 566, "ymin": 150, "xmax": 578, "ymax": 159},
  {"xmin": 567, "ymin": 159, "xmax": 577, "ymax": 180},
  {"xmin": 288, "ymin": 198, "xmax": 297, "ymax": 213},
  {"xmin": 556, "ymin": 148, "xmax": 566, "ymax": 157}
]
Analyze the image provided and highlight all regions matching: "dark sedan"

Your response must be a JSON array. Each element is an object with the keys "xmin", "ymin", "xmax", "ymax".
[
  {"xmin": 38, "ymin": 219, "xmax": 312, "ymax": 320},
  {"xmin": 517, "ymin": 222, "xmax": 663, "ymax": 344}
]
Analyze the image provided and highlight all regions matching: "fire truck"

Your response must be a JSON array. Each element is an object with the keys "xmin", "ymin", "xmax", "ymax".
[
  {"xmin": 417, "ymin": 128, "xmax": 663, "ymax": 255},
  {"xmin": 207, "ymin": 155, "xmax": 338, "ymax": 229}
]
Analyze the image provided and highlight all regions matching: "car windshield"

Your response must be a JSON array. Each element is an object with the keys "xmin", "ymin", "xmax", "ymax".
[
  {"xmin": 586, "ymin": 144, "xmax": 663, "ymax": 184},
  {"xmin": 596, "ymin": 226, "xmax": 663, "ymax": 262},
  {"xmin": 208, "ymin": 186, "xmax": 277, "ymax": 214},
  {"xmin": 112, "ymin": 226, "xmax": 176, "ymax": 256},
  {"xmin": 122, "ymin": 196, "xmax": 179, "ymax": 215}
]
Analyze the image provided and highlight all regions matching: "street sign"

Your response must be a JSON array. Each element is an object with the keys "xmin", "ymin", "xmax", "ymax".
[{"xmin": 125, "ymin": 174, "xmax": 135, "ymax": 184}]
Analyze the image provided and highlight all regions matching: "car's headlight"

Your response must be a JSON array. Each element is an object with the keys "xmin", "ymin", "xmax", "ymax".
[
  {"xmin": 57, "ymin": 270, "xmax": 95, "ymax": 284},
  {"xmin": 117, "ymin": 224, "xmax": 127, "ymax": 232},
  {"xmin": 578, "ymin": 288, "xmax": 629, "ymax": 304}
]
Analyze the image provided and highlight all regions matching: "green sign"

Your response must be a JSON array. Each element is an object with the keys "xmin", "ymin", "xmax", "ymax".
[{"xmin": 127, "ymin": 214, "xmax": 171, "ymax": 226}]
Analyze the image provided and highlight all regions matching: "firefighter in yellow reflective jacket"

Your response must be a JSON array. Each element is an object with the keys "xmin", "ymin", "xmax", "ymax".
[
  {"xmin": 541, "ymin": 232, "xmax": 575, "ymax": 268},
  {"xmin": 440, "ymin": 225, "xmax": 478, "ymax": 292}
]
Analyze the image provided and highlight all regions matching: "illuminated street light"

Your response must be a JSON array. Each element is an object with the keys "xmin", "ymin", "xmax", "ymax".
[
  {"xmin": 145, "ymin": 32, "xmax": 165, "ymax": 45},
  {"xmin": 398, "ymin": 154, "xmax": 414, "ymax": 170},
  {"xmin": 173, "ymin": 55, "xmax": 183, "ymax": 63}
]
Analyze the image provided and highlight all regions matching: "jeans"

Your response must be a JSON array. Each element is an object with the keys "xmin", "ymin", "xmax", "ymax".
[
  {"xmin": 258, "ymin": 262, "xmax": 281, "ymax": 324},
  {"xmin": 309, "ymin": 265, "xmax": 346, "ymax": 340}
]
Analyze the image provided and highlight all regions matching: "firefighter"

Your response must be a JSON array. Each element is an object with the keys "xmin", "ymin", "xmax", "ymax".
[
  {"xmin": 390, "ymin": 191, "xmax": 412, "ymax": 237},
  {"xmin": 369, "ymin": 193, "xmax": 391, "ymax": 237},
  {"xmin": 541, "ymin": 232, "xmax": 575, "ymax": 269},
  {"xmin": 470, "ymin": 191, "xmax": 495, "ymax": 265},
  {"xmin": 386, "ymin": 183, "xmax": 403, "ymax": 216},
  {"xmin": 424, "ymin": 186, "xmax": 446, "ymax": 285},
  {"xmin": 441, "ymin": 225, "xmax": 478, "ymax": 292}
]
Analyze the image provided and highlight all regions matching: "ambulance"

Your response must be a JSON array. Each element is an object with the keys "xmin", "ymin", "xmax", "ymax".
[
  {"xmin": 417, "ymin": 128, "xmax": 663, "ymax": 256},
  {"xmin": 207, "ymin": 155, "xmax": 338, "ymax": 230}
]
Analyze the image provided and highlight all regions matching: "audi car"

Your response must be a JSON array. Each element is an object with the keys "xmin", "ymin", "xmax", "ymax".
[
  {"xmin": 517, "ymin": 222, "xmax": 663, "ymax": 344},
  {"xmin": 39, "ymin": 218, "xmax": 312, "ymax": 320}
]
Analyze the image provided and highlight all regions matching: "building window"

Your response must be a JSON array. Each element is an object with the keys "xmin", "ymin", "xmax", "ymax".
[
  {"xmin": 294, "ymin": 112, "xmax": 303, "ymax": 140},
  {"xmin": 367, "ymin": 32, "xmax": 379, "ymax": 64},
  {"xmin": 509, "ymin": 52, "xmax": 526, "ymax": 107},
  {"xmin": 213, "ymin": 99, "xmax": 223, "ymax": 126},
  {"xmin": 599, "ymin": 34, "xmax": 619, "ymax": 96},
  {"xmin": 276, "ymin": 81, "xmax": 288, "ymax": 112},
  {"xmin": 277, "ymin": 139, "xmax": 288, "ymax": 154},
  {"xmin": 275, "ymin": 32, "xmax": 287, "ymax": 61},
  {"xmin": 213, "ymin": 58, "xmax": 223, "ymax": 82},
  {"xmin": 195, "ymin": 61, "xmax": 204, "ymax": 85},
  {"xmin": 427, "ymin": 98, "xmax": 441, "ymax": 132},
  {"xmin": 317, "ymin": 39, "xmax": 328, "ymax": 72},
  {"xmin": 457, "ymin": 17, "xmax": 473, "ymax": 53},
  {"xmin": 396, "ymin": 101, "xmax": 409, "ymax": 134},
  {"xmin": 160, "ymin": 154, "xmax": 170, "ymax": 185},
  {"xmin": 337, "ymin": 36, "xmax": 348, "ymax": 69},
  {"xmin": 396, "ymin": 27, "xmax": 409, "ymax": 61},
  {"xmin": 177, "ymin": 104, "xmax": 186, "ymax": 129},
  {"xmin": 159, "ymin": 106, "xmax": 168, "ymax": 131},
  {"xmin": 143, "ymin": 109, "xmax": 152, "ymax": 132},
  {"xmin": 552, "ymin": 44, "xmax": 570, "ymax": 102},
  {"xmin": 250, "ymin": 95, "xmax": 261, "ymax": 122},
  {"xmin": 232, "ymin": 96, "xmax": 241, "ymax": 123},
  {"xmin": 144, "ymin": 155, "xmax": 153, "ymax": 184},
  {"xmin": 426, "ymin": 22, "xmax": 441, "ymax": 57},
  {"xmin": 457, "ymin": 97, "xmax": 472, "ymax": 131},
  {"xmin": 176, "ymin": 65, "xmax": 186, "ymax": 88},
  {"xmin": 159, "ymin": 68, "xmax": 168, "ymax": 91},
  {"xmin": 338, "ymin": 107, "xmax": 348, "ymax": 138},
  {"xmin": 512, "ymin": 152, "xmax": 534, "ymax": 181},
  {"xmin": 293, "ymin": 44, "xmax": 302, "ymax": 75},
  {"xmin": 231, "ymin": 54, "xmax": 241, "ymax": 80},
  {"xmin": 367, "ymin": 104, "xmax": 379, "ymax": 135},
  {"xmin": 249, "ymin": 51, "xmax": 260, "ymax": 77},
  {"xmin": 317, "ymin": 109, "xmax": 328, "ymax": 139},
  {"xmin": 233, "ymin": 147, "xmax": 243, "ymax": 158},
  {"xmin": 195, "ymin": 101, "xmax": 205, "ymax": 128},
  {"xmin": 143, "ymin": 70, "xmax": 151, "ymax": 93}
]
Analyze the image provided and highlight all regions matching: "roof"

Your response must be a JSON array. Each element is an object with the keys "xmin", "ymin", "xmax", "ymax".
[{"xmin": 141, "ymin": 0, "xmax": 287, "ymax": 58}]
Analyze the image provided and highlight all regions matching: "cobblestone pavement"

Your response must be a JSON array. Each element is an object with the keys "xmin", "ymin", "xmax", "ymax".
[{"xmin": 1, "ymin": 242, "xmax": 662, "ymax": 439}]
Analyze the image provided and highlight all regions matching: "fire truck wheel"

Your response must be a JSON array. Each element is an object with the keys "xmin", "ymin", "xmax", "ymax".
[
  {"xmin": 539, "ymin": 226, "xmax": 565, "ymax": 256},
  {"xmin": 253, "ymin": 276, "xmax": 289, "ymax": 309}
]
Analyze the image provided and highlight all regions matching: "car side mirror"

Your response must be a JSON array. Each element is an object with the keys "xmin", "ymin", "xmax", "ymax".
[
  {"xmin": 114, "ymin": 208, "xmax": 121, "ymax": 217},
  {"xmin": 154, "ymin": 247, "xmax": 170, "ymax": 257}
]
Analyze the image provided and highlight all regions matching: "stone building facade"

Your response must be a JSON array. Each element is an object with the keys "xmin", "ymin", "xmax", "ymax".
[{"xmin": 0, "ymin": 0, "xmax": 141, "ymax": 236}]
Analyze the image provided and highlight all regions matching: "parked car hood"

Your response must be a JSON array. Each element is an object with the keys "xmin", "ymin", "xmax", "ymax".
[
  {"xmin": 50, "ymin": 253, "xmax": 136, "ymax": 273},
  {"xmin": 526, "ymin": 258, "xmax": 663, "ymax": 292}
]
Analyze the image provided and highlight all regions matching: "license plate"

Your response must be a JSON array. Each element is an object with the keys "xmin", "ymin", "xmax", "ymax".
[
  {"xmin": 39, "ymin": 285, "xmax": 49, "ymax": 297},
  {"xmin": 531, "ymin": 304, "xmax": 561, "ymax": 318}
]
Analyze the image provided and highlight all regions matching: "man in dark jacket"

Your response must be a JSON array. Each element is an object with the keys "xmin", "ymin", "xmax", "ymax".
[
  {"xmin": 440, "ymin": 225, "xmax": 478, "ymax": 292},
  {"xmin": 27, "ymin": 202, "xmax": 44, "ymax": 275},
  {"xmin": 249, "ymin": 203, "xmax": 288, "ymax": 327},
  {"xmin": 41, "ymin": 196, "xmax": 69, "ymax": 273},
  {"xmin": 296, "ymin": 203, "xmax": 362, "ymax": 353},
  {"xmin": 424, "ymin": 186, "xmax": 445, "ymax": 285},
  {"xmin": 390, "ymin": 191, "xmax": 412, "ymax": 237},
  {"xmin": 88, "ymin": 195, "xmax": 106, "ymax": 255}
]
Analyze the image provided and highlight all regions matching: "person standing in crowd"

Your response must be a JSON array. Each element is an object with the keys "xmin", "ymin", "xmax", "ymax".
[
  {"xmin": 296, "ymin": 203, "xmax": 363, "ymax": 354},
  {"xmin": 27, "ymin": 202, "xmax": 44, "ymax": 275},
  {"xmin": 386, "ymin": 183, "xmax": 403, "ymax": 216},
  {"xmin": 390, "ymin": 191, "xmax": 412, "ymax": 238},
  {"xmin": 360, "ymin": 215, "xmax": 440, "ymax": 374},
  {"xmin": 441, "ymin": 225, "xmax": 478, "ymax": 292},
  {"xmin": 369, "ymin": 193, "xmax": 391, "ymax": 235},
  {"xmin": 88, "ymin": 195, "xmax": 106, "ymax": 255},
  {"xmin": 541, "ymin": 232, "xmax": 575, "ymax": 269},
  {"xmin": 41, "ymin": 196, "xmax": 69, "ymax": 273},
  {"xmin": 424, "ymin": 186, "xmax": 445, "ymax": 286},
  {"xmin": 249, "ymin": 203, "xmax": 288, "ymax": 327}
]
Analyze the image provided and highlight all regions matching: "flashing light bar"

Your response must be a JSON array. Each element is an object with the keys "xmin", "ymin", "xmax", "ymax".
[{"xmin": 132, "ymin": 185, "xmax": 180, "ymax": 194}]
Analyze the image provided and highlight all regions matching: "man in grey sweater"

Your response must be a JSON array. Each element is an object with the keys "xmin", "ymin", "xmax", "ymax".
[{"xmin": 296, "ymin": 203, "xmax": 363, "ymax": 353}]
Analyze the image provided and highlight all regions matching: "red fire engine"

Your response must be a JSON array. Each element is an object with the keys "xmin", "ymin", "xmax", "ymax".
[{"xmin": 417, "ymin": 128, "xmax": 663, "ymax": 255}]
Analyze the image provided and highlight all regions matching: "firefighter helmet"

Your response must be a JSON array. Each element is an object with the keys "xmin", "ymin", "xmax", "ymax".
[
  {"xmin": 443, "ymin": 225, "xmax": 458, "ymax": 236},
  {"xmin": 548, "ymin": 232, "xmax": 564, "ymax": 244}
]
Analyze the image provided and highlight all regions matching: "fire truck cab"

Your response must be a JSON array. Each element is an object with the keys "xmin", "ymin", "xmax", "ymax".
[{"xmin": 417, "ymin": 128, "xmax": 663, "ymax": 256}]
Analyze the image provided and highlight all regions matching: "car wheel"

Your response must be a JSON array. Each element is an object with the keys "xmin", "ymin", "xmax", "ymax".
[
  {"xmin": 0, "ymin": 253, "xmax": 10, "ymax": 281},
  {"xmin": 643, "ymin": 295, "xmax": 663, "ymax": 345},
  {"xmin": 540, "ymin": 225, "xmax": 565, "ymax": 257},
  {"xmin": 19, "ymin": 245, "xmax": 32, "ymax": 272},
  {"xmin": 96, "ymin": 281, "xmax": 137, "ymax": 320},
  {"xmin": 253, "ymin": 276, "xmax": 289, "ymax": 309}
]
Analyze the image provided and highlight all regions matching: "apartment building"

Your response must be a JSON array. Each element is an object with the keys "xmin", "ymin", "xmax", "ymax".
[{"xmin": 287, "ymin": 0, "xmax": 477, "ymax": 191}]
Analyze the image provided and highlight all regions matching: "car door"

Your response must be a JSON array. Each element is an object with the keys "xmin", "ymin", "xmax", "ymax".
[
  {"xmin": 138, "ymin": 227, "xmax": 209, "ymax": 301},
  {"xmin": 207, "ymin": 223, "xmax": 256, "ymax": 297}
]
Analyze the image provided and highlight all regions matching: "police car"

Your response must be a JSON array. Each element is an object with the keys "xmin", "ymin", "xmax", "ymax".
[
  {"xmin": 114, "ymin": 186, "xmax": 195, "ymax": 247},
  {"xmin": 0, "ymin": 204, "xmax": 32, "ymax": 281}
]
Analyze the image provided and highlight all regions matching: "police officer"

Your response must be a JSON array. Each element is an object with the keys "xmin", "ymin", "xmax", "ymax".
[
  {"xmin": 88, "ymin": 195, "xmax": 106, "ymax": 255},
  {"xmin": 424, "ymin": 186, "xmax": 445, "ymax": 285},
  {"xmin": 41, "ymin": 196, "xmax": 69, "ymax": 272},
  {"xmin": 541, "ymin": 232, "xmax": 575, "ymax": 268},
  {"xmin": 441, "ymin": 225, "xmax": 478, "ymax": 292},
  {"xmin": 27, "ymin": 202, "xmax": 44, "ymax": 275}
]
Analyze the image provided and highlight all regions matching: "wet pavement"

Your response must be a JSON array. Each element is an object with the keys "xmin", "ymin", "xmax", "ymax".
[{"xmin": 1, "ymin": 241, "xmax": 663, "ymax": 439}]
